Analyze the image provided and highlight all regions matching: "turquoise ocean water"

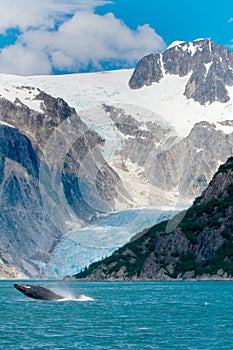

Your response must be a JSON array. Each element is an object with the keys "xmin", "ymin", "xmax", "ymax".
[{"xmin": 1, "ymin": 281, "xmax": 233, "ymax": 349}]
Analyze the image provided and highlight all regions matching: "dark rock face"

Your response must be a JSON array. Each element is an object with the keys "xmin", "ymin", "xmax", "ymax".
[
  {"xmin": 0, "ymin": 126, "xmax": 39, "ymax": 179},
  {"xmin": 128, "ymin": 54, "xmax": 163, "ymax": 89},
  {"xmin": 74, "ymin": 157, "xmax": 233, "ymax": 280},
  {"xmin": 129, "ymin": 39, "xmax": 233, "ymax": 105}
]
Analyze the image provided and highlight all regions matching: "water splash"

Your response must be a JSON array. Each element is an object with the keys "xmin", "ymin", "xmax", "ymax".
[{"xmin": 60, "ymin": 294, "xmax": 94, "ymax": 302}]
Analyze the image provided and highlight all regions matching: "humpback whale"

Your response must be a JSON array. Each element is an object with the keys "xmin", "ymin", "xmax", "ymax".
[{"xmin": 14, "ymin": 283, "xmax": 64, "ymax": 300}]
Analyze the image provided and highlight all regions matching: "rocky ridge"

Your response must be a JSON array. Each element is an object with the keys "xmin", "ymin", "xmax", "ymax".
[
  {"xmin": 74, "ymin": 157, "xmax": 233, "ymax": 280},
  {"xmin": 129, "ymin": 38, "xmax": 233, "ymax": 105}
]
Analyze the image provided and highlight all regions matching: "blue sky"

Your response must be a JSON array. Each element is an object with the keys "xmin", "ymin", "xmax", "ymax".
[
  {"xmin": 0, "ymin": 0, "xmax": 232, "ymax": 75},
  {"xmin": 97, "ymin": 0, "xmax": 233, "ymax": 47}
]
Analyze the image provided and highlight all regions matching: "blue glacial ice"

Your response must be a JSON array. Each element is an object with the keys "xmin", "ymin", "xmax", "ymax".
[{"xmin": 45, "ymin": 207, "xmax": 179, "ymax": 278}]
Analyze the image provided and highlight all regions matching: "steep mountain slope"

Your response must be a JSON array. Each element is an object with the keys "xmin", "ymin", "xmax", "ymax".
[
  {"xmin": 0, "ymin": 92, "xmax": 128, "ymax": 220},
  {"xmin": 74, "ymin": 157, "xmax": 233, "ymax": 280},
  {"xmin": 0, "ymin": 91, "xmax": 128, "ymax": 277},
  {"xmin": 0, "ymin": 124, "xmax": 61, "ymax": 277}
]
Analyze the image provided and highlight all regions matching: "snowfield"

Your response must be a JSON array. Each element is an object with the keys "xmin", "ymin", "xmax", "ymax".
[{"xmin": 1, "ymin": 67, "xmax": 233, "ymax": 138}]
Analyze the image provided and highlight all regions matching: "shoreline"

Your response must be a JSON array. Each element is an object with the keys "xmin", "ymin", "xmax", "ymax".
[{"xmin": 63, "ymin": 275, "xmax": 233, "ymax": 282}]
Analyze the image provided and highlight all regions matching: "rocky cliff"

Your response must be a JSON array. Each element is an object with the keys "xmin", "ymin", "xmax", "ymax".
[
  {"xmin": 74, "ymin": 157, "xmax": 233, "ymax": 280},
  {"xmin": 0, "ymin": 124, "xmax": 62, "ymax": 277},
  {"xmin": 129, "ymin": 38, "xmax": 233, "ymax": 105}
]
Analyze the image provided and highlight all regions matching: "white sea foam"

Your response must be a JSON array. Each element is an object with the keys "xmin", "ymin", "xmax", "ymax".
[
  {"xmin": 75, "ymin": 294, "xmax": 95, "ymax": 302},
  {"xmin": 49, "ymin": 285, "xmax": 94, "ymax": 302},
  {"xmin": 60, "ymin": 294, "xmax": 94, "ymax": 302}
]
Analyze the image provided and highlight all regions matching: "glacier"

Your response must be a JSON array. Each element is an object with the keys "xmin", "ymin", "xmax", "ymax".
[{"xmin": 44, "ymin": 207, "xmax": 182, "ymax": 278}]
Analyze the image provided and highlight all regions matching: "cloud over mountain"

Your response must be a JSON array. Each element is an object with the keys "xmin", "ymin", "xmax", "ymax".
[{"xmin": 0, "ymin": 1, "xmax": 165, "ymax": 75}]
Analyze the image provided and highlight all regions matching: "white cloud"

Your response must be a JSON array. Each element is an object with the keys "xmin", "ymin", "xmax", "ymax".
[
  {"xmin": 0, "ymin": 0, "xmax": 112, "ymax": 32},
  {"xmin": 0, "ymin": 43, "xmax": 51, "ymax": 75},
  {"xmin": 0, "ymin": 2, "xmax": 165, "ymax": 75}
]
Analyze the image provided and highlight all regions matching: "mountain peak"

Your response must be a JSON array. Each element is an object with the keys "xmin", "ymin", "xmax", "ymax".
[
  {"xmin": 167, "ymin": 40, "xmax": 185, "ymax": 49},
  {"xmin": 167, "ymin": 38, "xmax": 212, "ymax": 51},
  {"xmin": 129, "ymin": 38, "xmax": 233, "ymax": 105}
]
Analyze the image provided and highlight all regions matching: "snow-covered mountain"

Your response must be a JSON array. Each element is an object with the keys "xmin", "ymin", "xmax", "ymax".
[
  {"xmin": 3, "ymin": 39, "xmax": 233, "ymax": 137},
  {"xmin": 3, "ymin": 38, "xmax": 231, "ymax": 203},
  {"xmin": 129, "ymin": 38, "xmax": 233, "ymax": 105},
  {"xmin": 0, "ymin": 38, "xmax": 233, "ymax": 278}
]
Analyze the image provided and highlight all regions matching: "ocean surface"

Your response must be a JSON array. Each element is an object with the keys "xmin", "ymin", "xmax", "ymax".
[{"xmin": 1, "ymin": 281, "xmax": 233, "ymax": 349}]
